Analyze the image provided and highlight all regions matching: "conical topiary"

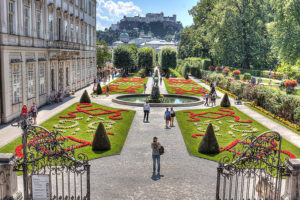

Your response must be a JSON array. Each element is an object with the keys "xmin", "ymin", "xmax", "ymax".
[
  {"xmin": 96, "ymin": 83, "xmax": 102, "ymax": 95},
  {"xmin": 80, "ymin": 90, "xmax": 91, "ymax": 103},
  {"xmin": 92, "ymin": 122, "xmax": 111, "ymax": 151},
  {"xmin": 198, "ymin": 123, "xmax": 220, "ymax": 154},
  {"xmin": 220, "ymin": 93, "xmax": 231, "ymax": 107}
]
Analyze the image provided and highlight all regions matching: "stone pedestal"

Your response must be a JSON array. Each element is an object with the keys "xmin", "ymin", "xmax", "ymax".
[
  {"xmin": 0, "ymin": 153, "xmax": 22, "ymax": 200},
  {"xmin": 285, "ymin": 159, "xmax": 300, "ymax": 200}
]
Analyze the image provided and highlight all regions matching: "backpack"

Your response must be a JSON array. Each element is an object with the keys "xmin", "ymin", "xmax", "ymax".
[{"xmin": 159, "ymin": 146, "xmax": 164, "ymax": 155}]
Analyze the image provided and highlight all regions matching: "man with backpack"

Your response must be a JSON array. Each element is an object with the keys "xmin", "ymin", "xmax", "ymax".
[{"xmin": 151, "ymin": 137, "xmax": 163, "ymax": 175}]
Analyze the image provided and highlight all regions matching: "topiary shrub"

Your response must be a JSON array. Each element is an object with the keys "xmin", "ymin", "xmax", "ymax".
[
  {"xmin": 80, "ymin": 90, "xmax": 91, "ymax": 103},
  {"xmin": 198, "ymin": 123, "xmax": 220, "ymax": 154},
  {"xmin": 92, "ymin": 122, "xmax": 111, "ymax": 151},
  {"xmin": 220, "ymin": 93, "xmax": 231, "ymax": 107},
  {"xmin": 96, "ymin": 83, "xmax": 102, "ymax": 95},
  {"xmin": 166, "ymin": 73, "xmax": 170, "ymax": 79}
]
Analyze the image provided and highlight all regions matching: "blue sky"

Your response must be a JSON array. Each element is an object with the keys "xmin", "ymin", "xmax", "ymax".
[{"xmin": 96, "ymin": 0, "xmax": 198, "ymax": 30}]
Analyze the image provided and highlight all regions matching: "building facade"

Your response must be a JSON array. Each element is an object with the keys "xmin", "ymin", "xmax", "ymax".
[{"xmin": 0, "ymin": 0, "xmax": 97, "ymax": 123}]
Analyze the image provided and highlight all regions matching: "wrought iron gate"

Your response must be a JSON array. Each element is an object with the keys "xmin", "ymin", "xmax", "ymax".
[
  {"xmin": 12, "ymin": 116, "xmax": 90, "ymax": 200},
  {"xmin": 216, "ymin": 131, "xmax": 290, "ymax": 200}
]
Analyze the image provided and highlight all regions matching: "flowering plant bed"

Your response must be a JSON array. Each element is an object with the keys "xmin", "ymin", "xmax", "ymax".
[
  {"xmin": 176, "ymin": 106, "xmax": 300, "ymax": 162},
  {"xmin": 164, "ymin": 78, "xmax": 209, "ymax": 96},
  {"xmin": 102, "ymin": 77, "xmax": 148, "ymax": 94},
  {"xmin": 284, "ymin": 80, "xmax": 298, "ymax": 88},
  {"xmin": 0, "ymin": 103, "xmax": 135, "ymax": 160}
]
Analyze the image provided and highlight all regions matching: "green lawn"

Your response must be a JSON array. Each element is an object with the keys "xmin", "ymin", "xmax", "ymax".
[
  {"xmin": 128, "ymin": 68, "xmax": 146, "ymax": 77},
  {"xmin": 102, "ymin": 77, "xmax": 148, "ymax": 94},
  {"xmin": 245, "ymin": 103, "xmax": 300, "ymax": 135},
  {"xmin": 0, "ymin": 103, "xmax": 136, "ymax": 160},
  {"xmin": 176, "ymin": 106, "xmax": 300, "ymax": 162},
  {"xmin": 164, "ymin": 78, "xmax": 209, "ymax": 97}
]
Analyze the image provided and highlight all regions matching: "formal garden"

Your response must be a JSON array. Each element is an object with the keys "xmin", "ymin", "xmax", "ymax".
[
  {"xmin": 0, "ymin": 102, "xmax": 135, "ymax": 160},
  {"xmin": 164, "ymin": 78, "xmax": 209, "ymax": 96},
  {"xmin": 176, "ymin": 105, "xmax": 300, "ymax": 162},
  {"xmin": 101, "ymin": 77, "xmax": 148, "ymax": 94}
]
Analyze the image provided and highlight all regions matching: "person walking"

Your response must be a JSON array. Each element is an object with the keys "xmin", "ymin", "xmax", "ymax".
[
  {"xmin": 144, "ymin": 83, "xmax": 147, "ymax": 94},
  {"xmin": 164, "ymin": 108, "xmax": 171, "ymax": 129},
  {"xmin": 170, "ymin": 107, "xmax": 175, "ymax": 127},
  {"xmin": 30, "ymin": 102, "xmax": 38, "ymax": 124},
  {"xmin": 212, "ymin": 92, "xmax": 217, "ymax": 106},
  {"xmin": 204, "ymin": 93, "xmax": 209, "ymax": 106},
  {"xmin": 151, "ymin": 137, "xmax": 161, "ymax": 175},
  {"xmin": 106, "ymin": 85, "xmax": 110, "ymax": 96},
  {"xmin": 143, "ymin": 100, "xmax": 150, "ymax": 122},
  {"xmin": 21, "ymin": 105, "xmax": 28, "ymax": 119}
]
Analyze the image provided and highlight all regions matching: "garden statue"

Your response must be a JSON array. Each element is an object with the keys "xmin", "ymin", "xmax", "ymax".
[{"xmin": 149, "ymin": 80, "xmax": 161, "ymax": 103}]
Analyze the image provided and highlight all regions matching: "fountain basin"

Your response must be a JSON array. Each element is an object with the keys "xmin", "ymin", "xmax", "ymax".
[{"xmin": 112, "ymin": 94, "xmax": 204, "ymax": 107}]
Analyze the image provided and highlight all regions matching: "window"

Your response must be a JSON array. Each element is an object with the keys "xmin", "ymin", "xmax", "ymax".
[
  {"xmin": 89, "ymin": 1, "xmax": 91, "ymax": 16},
  {"xmin": 27, "ymin": 65, "xmax": 35, "ymax": 99},
  {"xmin": 86, "ymin": 61, "xmax": 89, "ymax": 79},
  {"xmin": 36, "ymin": 12, "xmax": 41, "ymax": 38},
  {"xmin": 77, "ymin": 62, "xmax": 81, "ymax": 82},
  {"xmin": 24, "ymin": 7, "xmax": 30, "ymax": 36},
  {"xmin": 81, "ymin": 61, "xmax": 85, "ymax": 80},
  {"xmin": 39, "ymin": 64, "xmax": 46, "ymax": 95},
  {"xmin": 8, "ymin": 1, "xmax": 14, "ymax": 34},
  {"xmin": 58, "ymin": 18, "xmax": 61, "ymax": 40},
  {"xmin": 72, "ymin": 64, "xmax": 76, "ymax": 84},
  {"xmin": 49, "ymin": 13, "xmax": 53, "ymax": 40},
  {"xmin": 70, "ymin": 23, "xmax": 74, "ymax": 42},
  {"xmin": 86, "ymin": 26, "xmax": 88, "ymax": 45},
  {"xmin": 76, "ymin": 25, "xmax": 79, "ymax": 43},
  {"xmin": 81, "ymin": 24, "xmax": 84, "ymax": 44},
  {"xmin": 64, "ymin": 19, "xmax": 68, "ymax": 41},
  {"xmin": 12, "ymin": 65, "xmax": 21, "ymax": 104},
  {"xmin": 66, "ymin": 67, "xmax": 69, "ymax": 85},
  {"xmin": 51, "ymin": 69, "xmax": 55, "ymax": 91}
]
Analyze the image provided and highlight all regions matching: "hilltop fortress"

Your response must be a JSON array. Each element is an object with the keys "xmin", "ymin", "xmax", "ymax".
[{"xmin": 111, "ymin": 12, "xmax": 183, "ymax": 32}]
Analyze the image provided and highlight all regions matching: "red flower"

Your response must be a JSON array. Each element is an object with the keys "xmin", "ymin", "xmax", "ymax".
[
  {"xmin": 209, "ymin": 66, "xmax": 214, "ymax": 70},
  {"xmin": 233, "ymin": 70, "xmax": 241, "ymax": 75},
  {"xmin": 216, "ymin": 67, "xmax": 221, "ymax": 71},
  {"xmin": 223, "ymin": 68, "xmax": 230, "ymax": 73},
  {"xmin": 284, "ymin": 80, "xmax": 298, "ymax": 87}
]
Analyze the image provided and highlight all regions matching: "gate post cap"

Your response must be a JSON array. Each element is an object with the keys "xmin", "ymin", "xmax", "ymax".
[
  {"xmin": 0, "ymin": 153, "xmax": 16, "ymax": 164},
  {"xmin": 286, "ymin": 159, "xmax": 300, "ymax": 170}
]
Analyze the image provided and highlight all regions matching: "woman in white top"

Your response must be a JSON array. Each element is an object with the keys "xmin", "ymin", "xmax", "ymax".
[{"xmin": 143, "ymin": 100, "xmax": 150, "ymax": 122}]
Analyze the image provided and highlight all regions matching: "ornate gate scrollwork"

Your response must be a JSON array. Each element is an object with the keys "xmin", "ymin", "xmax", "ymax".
[
  {"xmin": 216, "ymin": 131, "xmax": 290, "ymax": 200},
  {"xmin": 12, "ymin": 116, "xmax": 90, "ymax": 200}
]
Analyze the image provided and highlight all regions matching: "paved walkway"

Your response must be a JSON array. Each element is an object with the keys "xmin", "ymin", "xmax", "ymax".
[
  {"xmin": 190, "ymin": 76, "xmax": 300, "ymax": 148},
  {"xmin": 88, "ymin": 77, "xmax": 217, "ymax": 199}
]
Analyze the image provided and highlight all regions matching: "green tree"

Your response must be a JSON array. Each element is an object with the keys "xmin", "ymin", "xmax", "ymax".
[
  {"xmin": 269, "ymin": 0, "xmax": 300, "ymax": 64},
  {"xmin": 138, "ymin": 47, "xmax": 156, "ymax": 75},
  {"xmin": 96, "ymin": 40, "xmax": 112, "ymax": 69},
  {"xmin": 205, "ymin": 0, "xmax": 271, "ymax": 69},
  {"xmin": 113, "ymin": 46, "xmax": 135, "ymax": 75},
  {"xmin": 159, "ymin": 47, "xmax": 177, "ymax": 73}
]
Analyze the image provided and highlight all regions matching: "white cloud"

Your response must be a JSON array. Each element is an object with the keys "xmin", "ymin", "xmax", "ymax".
[{"xmin": 96, "ymin": 0, "xmax": 142, "ymax": 30}]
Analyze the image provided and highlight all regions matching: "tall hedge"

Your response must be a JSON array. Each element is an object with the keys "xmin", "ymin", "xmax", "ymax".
[
  {"xmin": 138, "ymin": 47, "xmax": 155, "ymax": 75},
  {"xmin": 113, "ymin": 46, "xmax": 135, "ymax": 75},
  {"xmin": 159, "ymin": 47, "xmax": 177, "ymax": 71}
]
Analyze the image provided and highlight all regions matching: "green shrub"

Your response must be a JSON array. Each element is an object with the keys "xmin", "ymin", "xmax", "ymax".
[
  {"xmin": 294, "ymin": 107, "xmax": 300, "ymax": 125},
  {"xmin": 92, "ymin": 122, "xmax": 111, "ymax": 151},
  {"xmin": 220, "ymin": 93, "xmax": 231, "ymax": 107},
  {"xmin": 96, "ymin": 83, "xmax": 102, "ymax": 95},
  {"xmin": 80, "ymin": 90, "xmax": 91, "ymax": 103},
  {"xmin": 243, "ymin": 73, "xmax": 252, "ymax": 80},
  {"xmin": 198, "ymin": 123, "xmax": 220, "ymax": 154}
]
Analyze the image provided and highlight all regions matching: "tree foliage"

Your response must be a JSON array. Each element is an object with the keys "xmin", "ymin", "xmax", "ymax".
[
  {"xmin": 138, "ymin": 47, "xmax": 156, "ymax": 75},
  {"xmin": 113, "ymin": 46, "xmax": 135, "ymax": 74},
  {"xmin": 96, "ymin": 40, "xmax": 111, "ymax": 68},
  {"xmin": 159, "ymin": 47, "xmax": 177, "ymax": 71}
]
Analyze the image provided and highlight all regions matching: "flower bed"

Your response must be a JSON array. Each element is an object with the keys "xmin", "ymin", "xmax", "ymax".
[
  {"xmin": 102, "ymin": 77, "xmax": 148, "ymax": 94},
  {"xmin": 164, "ymin": 78, "xmax": 209, "ymax": 96},
  {"xmin": 0, "ymin": 103, "xmax": 136, "ymax": 160},
  {"xmin": 176, "ymin": 106, "xmax": 300, "ymax": 162}
]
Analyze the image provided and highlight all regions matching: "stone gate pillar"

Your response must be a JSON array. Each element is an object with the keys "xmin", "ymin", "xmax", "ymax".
[
  {"xmin": 285, "ymin": 159, "xmax": 300, "ymax": 200},
  {"xmin": 0, "ymin": 153, "xmax": 22, "ymax": 200}
]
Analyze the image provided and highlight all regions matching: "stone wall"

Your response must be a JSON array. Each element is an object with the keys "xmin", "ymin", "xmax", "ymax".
[{"xmin": 284, "ymin": 159, "xmax": 300, "ymax": 200}]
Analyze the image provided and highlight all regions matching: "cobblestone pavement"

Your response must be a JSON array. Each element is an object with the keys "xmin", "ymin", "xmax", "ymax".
[{"xmin": 190, "ymin": 76, "xmax": 300, "ymax": 148}]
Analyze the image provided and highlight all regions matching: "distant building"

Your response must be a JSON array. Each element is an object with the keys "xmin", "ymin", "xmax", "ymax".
[
  {"xmin": 140, "ymin": 40, "xmax": 177, "ymax": 53},
  {"xmin": 110, "ymin": 12, "xmax": 182, "ymax": 32},
  {"xmin": 120, "ymin": 33, "xmax": 130, "ymax": 43}
]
